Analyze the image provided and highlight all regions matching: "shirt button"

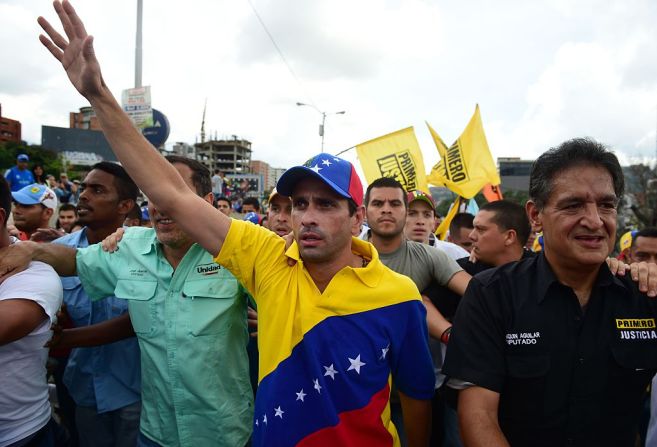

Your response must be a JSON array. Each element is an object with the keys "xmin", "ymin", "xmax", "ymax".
[{"xmin": 578, "ymin": 358, "xmax": 584, "ymax": 364}]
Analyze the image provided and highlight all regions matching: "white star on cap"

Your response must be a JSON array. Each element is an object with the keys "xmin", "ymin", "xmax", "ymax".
[
  {"xmin": 263, "ymin": 414, "xmax": 268, "ymax": 425},
  {"xmin": 380, "ymin": 344, "xmax": 390, "ymax": 360},
  {"xmin": 313, "ymin": 378, "xmax": 322, "ymax": 394},
  {"xmin": 324, "ymin": 364, "xmax": 339, "ymax": 380},
  {"xmin": 309, "ymin": 164, "xmax": 322, "ymax": 173},
  {"xmin": 321, "ymin": 159, "xmax": 332, "ymax": 166},
  {"xmin": 274, "ymin": 406, "xmax": 284, "ymax": 418},
  {"xmin": 255, "ymin": 419, "xmax": 259, "ymax": 427},
  {"xmin": 296, "ymin": 389, "xmax": 306, "ymax": 402},
  {"xmin": 347, "ymin": 354, "xmax": 366, "ymax": 374}
]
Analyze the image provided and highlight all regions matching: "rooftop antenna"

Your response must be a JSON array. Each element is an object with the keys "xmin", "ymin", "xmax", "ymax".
[{"xmin": 200, "ymin": 98, "xmax": 207, "ymax": 143}]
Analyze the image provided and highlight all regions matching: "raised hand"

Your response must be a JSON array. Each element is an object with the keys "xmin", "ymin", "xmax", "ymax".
[{"xmin": 38, "ymin": 0, "xmax": 107, "ymax": 100}]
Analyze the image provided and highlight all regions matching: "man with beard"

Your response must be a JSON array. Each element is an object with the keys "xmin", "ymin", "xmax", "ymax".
[
  {"xmin": 363, "ymin": 177, "xmax": 470, "ymax": 446},
  {"xmin": 58, "ymin": 203, "xmax": 78, "ymax": 233},
  {"xmin": 11, "ymin": 183, "xmax": 58, "ymax": 240},
  {"xmin": 52, "ymin": 161, "xmax": 142, "ymax": 447},
  {"xmin": 28, "ymin": 3, "xmax": 436, "ymax": 445},
  {"xmin": 5, "ymin": 154, "xmax": 35, "ymax": 192},
  {"xmin": 216, "ymin": 196, "xmax": 232, "ymax": 217},
  {"xmin": 0, "ymin": 156, "xmax": 253, "ymax": 447}
]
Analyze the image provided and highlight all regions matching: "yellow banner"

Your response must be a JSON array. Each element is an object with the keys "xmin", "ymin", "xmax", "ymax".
[
  {"xmin": 435, "ymin": 196, "xmax": 461, "ymax": 240},
  {"xmin": 356, "ymin": 127, "xmax": 429, "ymax": 192},
  {"xmin": 426, "ymin": 105, "xmax": 500, "ymax": 199}
]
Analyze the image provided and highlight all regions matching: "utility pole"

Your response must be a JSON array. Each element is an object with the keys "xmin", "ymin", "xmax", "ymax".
[{"xmin": 135, "ymin": 0, "xmax": 143, "ymax": 88}]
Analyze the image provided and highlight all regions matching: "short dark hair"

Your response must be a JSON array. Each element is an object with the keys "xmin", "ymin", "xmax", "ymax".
[
  {"xmin": 449, "ymin": 213, "xmax": 474, "ymax": 235},
  {"xmin": 633, "ymin": 228, "xmax": 657, "ymax": 244},
  {"xmin": 0, "ymin": 177, "xmax": 10, "ymax": 227},
  {"xmin": 214, "ymin": 169, "xmax": 220, "ymax": 174},
  {"xmin": 90, "ymin": 161, "xmax": 139, "ymax": 201},
  {"xmin": 364, "ymin": 177, "xmax": 408, "ymax": 208},
  {"xmin": 529, "ymin": 138, "xmax": 624, "ymax": 209},
  {"xmin": 165, "ymin": 155, "xmax": 211, "ymax": 196},
  {"xmin": 216, "ymin": 196, "xmax": 231, "ymax": 206},
  {"xmin": 58, "ymin": 203, "xmax": 77, "ymax": 214},
  {"xmin": 480, "ymin": 200, "xmax": 531, "ymax": 246},
  {"xmin": 242, "ymin": 197, "xmax": 261, "ymax": 212}
]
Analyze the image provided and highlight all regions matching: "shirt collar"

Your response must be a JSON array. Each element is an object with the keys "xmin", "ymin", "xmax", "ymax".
[
  {"xmin": 285, "ymin": 236, "xmax": 383, "ymax": 288},
  {"xmin": 536, "ymin": 252, "xmax": 627, "ymax": 303}
]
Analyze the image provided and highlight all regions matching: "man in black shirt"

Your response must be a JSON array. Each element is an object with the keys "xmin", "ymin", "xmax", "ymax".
[{"xmin": 444, "ymin": 138, "xmax": 657, "ymax": 447}]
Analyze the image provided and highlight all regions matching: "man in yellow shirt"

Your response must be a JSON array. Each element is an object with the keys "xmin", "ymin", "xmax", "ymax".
[{"xmin": 35, "ymin": 3, "xmax": 435, "ymax": 446}]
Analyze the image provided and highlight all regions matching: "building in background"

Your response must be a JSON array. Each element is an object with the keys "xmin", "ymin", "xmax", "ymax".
[
  {"xmin": 0, "ymin": 104, "xmax": 22, "ymax": 144},
  {"xmin": 70, "ymin": 106, "xmax": 101, "ymax": 130},
  {"xmin": 171, "ymin": 142, "xmax": 195, "ymax": 159},
  {"xmin": 250, "ymin": 160, "xmax": 287, "ymax": 191},
  {"xmin": 498, "ymin": 157, "xmax": 533, "ymax": 192},
  {"xmin": 195, "ymin": 136, "xmax": 252, "ymax": 175}
]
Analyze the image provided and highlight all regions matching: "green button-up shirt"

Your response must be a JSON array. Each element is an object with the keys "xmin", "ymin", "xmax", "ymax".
[{"xmin": 76, "ymin": 227, "xmax": 253, "ymax": 447}]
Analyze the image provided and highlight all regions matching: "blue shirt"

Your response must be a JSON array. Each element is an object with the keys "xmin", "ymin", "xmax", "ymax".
[
  {"xmin": 4, "ymin": 167, "xmax": 35, "ymax": 192},
  {"xmin": 55, "ymin": 229, "xmax": 141, "ymax": 413}
]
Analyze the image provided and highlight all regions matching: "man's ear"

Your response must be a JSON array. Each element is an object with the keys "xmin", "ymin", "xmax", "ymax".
[
  {"xmin": 526, "ymin": 201, "xmax": 542, "ymax": 233},
  {"xmin": 44, "ymin": 208, "xmax": 54, "ymax": 220},
  {"xmin": 118, "ymin": 199, "xmax": 135, "ymax": 217},
  {"xmin": 203, "ymin": 192, "xmax": 214, "ymax": 206},
  {"xmin": 351, "ymin": 205, "xmax": 365, "ymax": 237}
]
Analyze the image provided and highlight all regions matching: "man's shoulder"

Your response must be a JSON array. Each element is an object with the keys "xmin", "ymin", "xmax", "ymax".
[
  {"xmin": 472, "ymin": 254, "xmax": 538, "ymax": 289},
  {"xmin": 54, "ymin": 229, "xmax": 83, "ymax": 247}
]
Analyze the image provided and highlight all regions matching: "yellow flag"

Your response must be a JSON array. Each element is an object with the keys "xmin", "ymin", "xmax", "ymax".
[
  {"xmin": 426, "ymin": 105, "xmax": 500, "ymax": 199},
  {"xmin": 356, "ymin": 127, "xmax": 429, "ymax": 192}
]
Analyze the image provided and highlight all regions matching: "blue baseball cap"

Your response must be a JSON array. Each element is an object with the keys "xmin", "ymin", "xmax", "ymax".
[
  {"xmin": 17, "ymin": 154, "xmax": 29, "ymax": 162},
  {"xmin": 11, "ymin": 184, "xmax": 58, "ymax": 210},
  {"xmin": 243, "ymin": 211, "xmax": 261, "ymax": 225},
  {"xmin": 276, "ymin": 154, "xmax": 364, "ymax": 206}
]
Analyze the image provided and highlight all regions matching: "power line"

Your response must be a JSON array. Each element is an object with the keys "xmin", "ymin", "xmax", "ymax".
[{"xmin": 245, "ymin": 0, "xmax": 318, "ymax": 109}]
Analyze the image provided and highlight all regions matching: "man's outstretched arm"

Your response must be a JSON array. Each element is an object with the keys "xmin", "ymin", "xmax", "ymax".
[
  {"xmin": 38, "ymin": 1, "xmax": 230, "ymax": 256},
  {"xmin": 0, "ymin": 241, "xmax": 77, "ymax": 281},
  {"xmin": 49, "ymin": 312, "xmax": 135, "ymax": 349}
]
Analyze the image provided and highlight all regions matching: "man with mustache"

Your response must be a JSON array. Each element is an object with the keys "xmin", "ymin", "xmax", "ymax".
[
  {"xmin": 266, "ymin": 189, "xmax": 292, "ymax": 237},
  {"xmin": 444, "ymin": 138, "xmax": 657, "ymax": 447},
  {"xmin": 0, "ymin": 156, "xmax": 254, "ymax": 447},
  {"xmin": 28, "ymin": 4, "xmax": 436, "ymax": 445},
  {"xmin": 11, "ymin": 183, "xmax": 58, "ymax": 241},
  {"xmin": 363, "ymin": 178, "xmax": 470, "ymax": 446},
  {"xmin": 53, "ymin": 161, "xmax": 141, "ymax": 447}
]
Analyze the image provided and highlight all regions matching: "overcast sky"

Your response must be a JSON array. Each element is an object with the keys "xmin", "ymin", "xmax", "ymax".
[{"xmin": 1, "ymin": 0, "xmax": 656, "ymax": 171}]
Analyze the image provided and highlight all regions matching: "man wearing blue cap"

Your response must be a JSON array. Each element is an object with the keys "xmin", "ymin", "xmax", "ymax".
[
  {"xmin": 11, "ymin": 183, "xmax": 58, "ymax": 240},
  {"xmin": 5, "ymin": 154, "xmax": 35, "ymax": 192},
  {"xmin": 32, "ymin": 3, "xmax": 436, "ymax": 445}
]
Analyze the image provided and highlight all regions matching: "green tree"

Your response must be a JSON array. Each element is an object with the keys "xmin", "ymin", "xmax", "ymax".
[{"xmin": 0, "ymin": 141, "xmax": 64, "ymax": 178}]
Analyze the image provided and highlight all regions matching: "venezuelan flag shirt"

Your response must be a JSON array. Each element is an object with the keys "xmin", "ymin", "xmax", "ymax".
[{"xmin": 216, "ymin": 220, "xmax": 435, "ymax": 447}]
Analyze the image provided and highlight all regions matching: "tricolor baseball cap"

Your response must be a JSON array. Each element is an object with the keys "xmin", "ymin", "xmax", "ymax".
[
  {"xmin": 17, "ymin": 154, "xmax": 29, "ymax": 162},
  {"xmin": 407, "ymin": 190, "xmax": 436, "ymax": 212},
  {"xmin": 276, "ymin": 154, "xmax": 364, "ymax": 206},
  {"xmin": 12, "ymin": 184, "xmax": 58, "ymax": 210}
]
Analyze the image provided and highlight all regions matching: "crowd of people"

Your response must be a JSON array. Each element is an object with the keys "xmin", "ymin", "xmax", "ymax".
[{"xmin": 3, "ymin": 1, "xmax": 657, "ymax": 447}]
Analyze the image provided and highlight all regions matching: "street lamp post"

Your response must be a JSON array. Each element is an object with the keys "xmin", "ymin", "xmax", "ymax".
[{"xmin": 296, "ymin": 102, "xmax": 345, "ymax": 152}]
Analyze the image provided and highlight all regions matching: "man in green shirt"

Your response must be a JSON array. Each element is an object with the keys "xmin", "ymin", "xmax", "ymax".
[{"xmin": 2, "ymin": 156, "xmax": 253, "ymax": 447}]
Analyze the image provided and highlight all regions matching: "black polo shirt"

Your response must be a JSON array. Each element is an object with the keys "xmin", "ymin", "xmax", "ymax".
[{"xmin": 443, "ymin": 253, "xmax": 657, "ymax": 447}]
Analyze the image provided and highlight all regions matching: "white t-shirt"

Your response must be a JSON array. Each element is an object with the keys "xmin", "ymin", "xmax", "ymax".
[
  {"xmin": 0, "ymin": 261, "xmax": 63, "ymax": 447},
  {"xmin": 431, "ymin": 238, "xmax": 469, "ymax": 260}
]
